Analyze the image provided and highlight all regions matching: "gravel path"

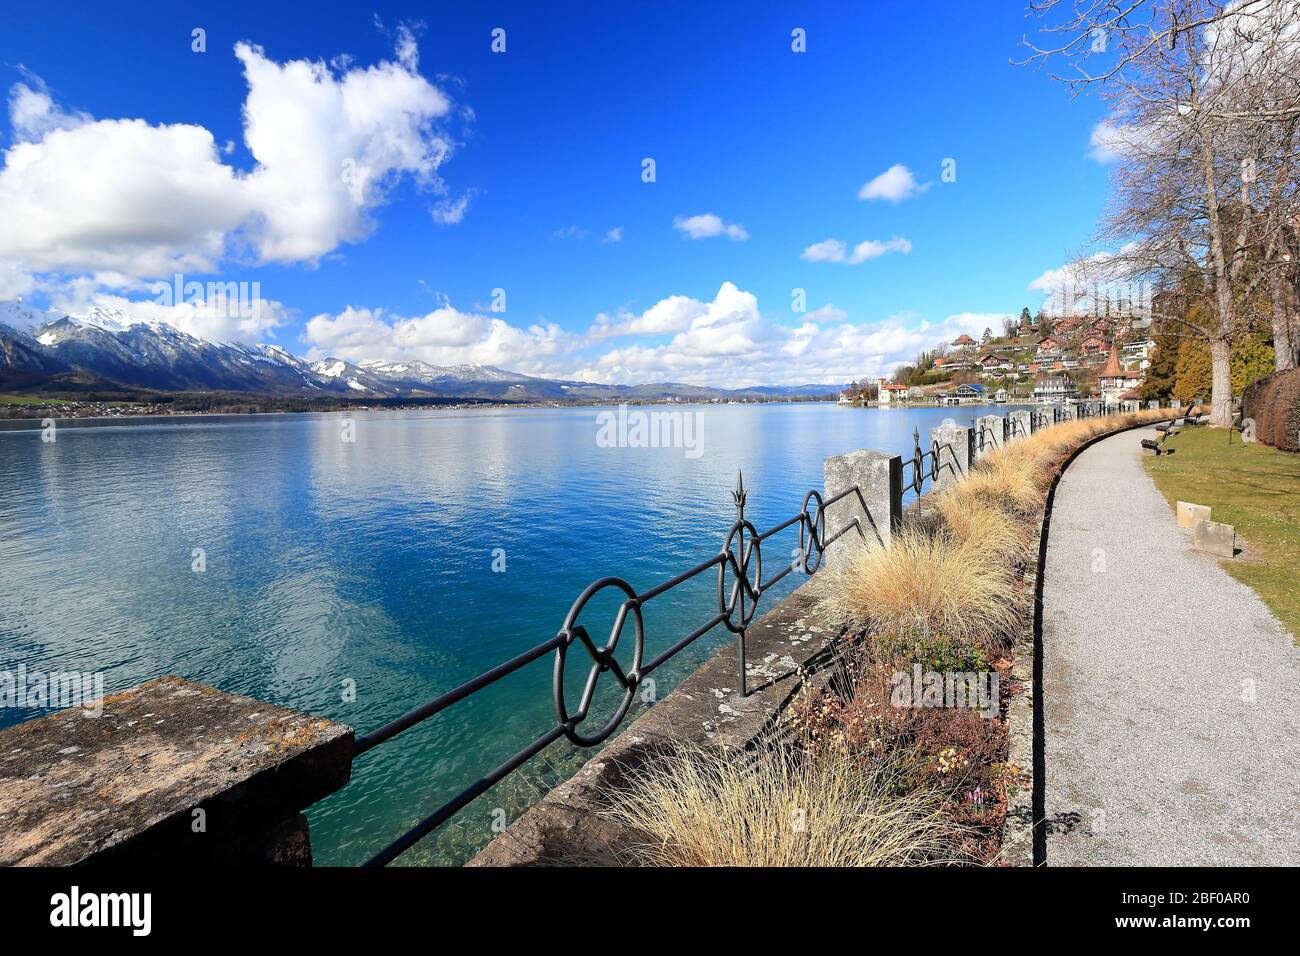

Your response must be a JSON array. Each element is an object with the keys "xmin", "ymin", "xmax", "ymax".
[{"xmin": 1042, "ymin": 427, "xmax": 1300, "ymax": 865}]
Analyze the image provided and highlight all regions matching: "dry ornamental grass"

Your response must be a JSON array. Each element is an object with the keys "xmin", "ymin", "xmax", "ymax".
[
  {"xmin": 597, "ymin": 408, "xmax": 1178, "ymax": 867},
  {"xmin": 599, "ymin": 741, "xmax": 956, "ymax": 867}
]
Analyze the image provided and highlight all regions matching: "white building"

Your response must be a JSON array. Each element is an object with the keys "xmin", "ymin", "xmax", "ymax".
[
  {"xmin": 876, "ymin": 379, "xmax": 910, "ymax": 405},
  {"xmin": 1033, "ymin": 376, "xmax": 1077, "ymax": 402}
]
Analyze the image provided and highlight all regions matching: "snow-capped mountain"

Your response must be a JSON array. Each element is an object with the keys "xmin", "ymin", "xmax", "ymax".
[{"xmin": 0, "ymin": 303, "xmax": 843, "ymax": 401}]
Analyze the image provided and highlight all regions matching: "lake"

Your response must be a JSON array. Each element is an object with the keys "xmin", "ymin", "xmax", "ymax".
[{"xmin": 0, "ymin": 401, "xmax": 1009, "ymax": 864}]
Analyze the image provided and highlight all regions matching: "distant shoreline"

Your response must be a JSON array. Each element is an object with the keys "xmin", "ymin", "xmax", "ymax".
[{"xmin": 0, "ymin": 393, "xmax": 843, "ymax": 425}]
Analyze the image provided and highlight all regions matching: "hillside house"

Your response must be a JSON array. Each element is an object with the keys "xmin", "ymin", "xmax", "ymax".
[
  {"xmin": 1036, "ymin": 337, "xmax": 1064, "ymax": 360},
  {"xmin": 1081, "ymin": 335, "xmax": 1108, "ymax": 355},
  {"xmin": 979, "ymin": 354, "xmax": 1013, "ymax": 373},
  {"xmin": 1123, "ymin": 337, "xmax": 1156, "ymax": 371}
]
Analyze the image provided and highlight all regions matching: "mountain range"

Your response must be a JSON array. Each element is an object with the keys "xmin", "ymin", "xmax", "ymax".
[{"xmin": 0, "ymin": 302, "xmax": 842, "ymax": 402}]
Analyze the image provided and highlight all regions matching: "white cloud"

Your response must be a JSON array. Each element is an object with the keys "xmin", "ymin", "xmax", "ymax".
[
  {"xmin": 236, "ymin": 41, "xmax": 453, "ymax": 263},
  {"xmin": 304, "ymin": 304, "xmax": 573, "ymax": 370},
  {"xmin": 803, "ymin": 304, "xmax": 848, "ymax": 324},
  {"xmin": 551, "ymin": 225, "xmax": 588, "ymax": 240},
  {"xmin": 0, "ymin": 118, "xmax": 248, "ymax": 276},
  {"xmin": 1087, "ymin": 120, "xmax": 1144, "ymax": 163},
  {"xmin": 602, "ymin": 226, "xmax": 624, "ymax": 243},
  {"xmin": 431, "ymin": 192, "xmax": 473, "ymax": 224},
  {"xmin": 579, "ymin": 289, "xmax": 992, "ymax": 387},
  {"xmin": 672, "ymin": 213, "xmax": 749, "ymax": 241},
  {"xmin": 0, "ymin": 38, "xmax": 460, "ymax": 280},
  {"xmin": 0, "ymin": 260, "xmax": 36, "ymax": 300},
  {"xmin": 41, "ymin": 282, "xmax": 290, "ymax": 344},
  {"xmin": 588, "ymin": 294, "xmax": 707, "ymax": 342},
  {"xmin": 857, "ymin": 164, "xmax": 928, "ymax": 203},
  {"xmin": 303, "ymin": 282, "xmax": 1000, "ymax": 389},
  {"xmin": 7, "ymin": 81, "xmax": 91, "ymax": 142},
  {"xmin": 800, "ymin": 236, "xmax": 912, "ymax": 264}
]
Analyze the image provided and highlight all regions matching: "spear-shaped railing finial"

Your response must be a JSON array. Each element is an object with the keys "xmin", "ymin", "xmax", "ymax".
[{"xmin": 732, "ymin": 470, "xmax": 747, "ymax": 523}]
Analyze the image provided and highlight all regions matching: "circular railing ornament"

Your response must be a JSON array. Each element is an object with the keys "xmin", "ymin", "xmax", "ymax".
[
  {"xmin": 718, "ymin": 520, "xmax": 761, "ymax": 632},
  {"xmin": 552, "ymin": 576, "xmax": 644, "ymax": 747},
  {"xmin": 798, "ymin": 489, "xmax": 826, "ymax": 573}
]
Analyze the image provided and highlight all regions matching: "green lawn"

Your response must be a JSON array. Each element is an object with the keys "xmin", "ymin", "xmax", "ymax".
[
  {"xmin": 0, "ymin": 393, "xmax": 51, "ymax": 405},
  {"xmin": 1145, "ymin": 426, "xmax": 1300, "ymax": 642}
]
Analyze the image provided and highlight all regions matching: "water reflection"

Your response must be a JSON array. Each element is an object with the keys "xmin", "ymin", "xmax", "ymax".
[{"xmin": 0, "ymin": 403, "xmax": 1027, "ymax": 864}]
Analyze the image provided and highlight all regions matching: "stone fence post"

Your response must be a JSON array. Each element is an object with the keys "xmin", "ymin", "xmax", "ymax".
[
  {"xmin": 1007, "ymin": 409, "xmax": 1031, "ymax": 441},
  {"xmin": 974, "ymin": 414, "xmax": 1005, "ymax": 461},
  {"xmin": 822, "ymin": 449, "xmax": 902, "ymax": 565},
  {"xmin": 0, "ymin": 677, "xmax": 353, "ymax": 865},
  {"xmin": 930, "ymin": 420, "xmax": 972, "ymax": 491}
]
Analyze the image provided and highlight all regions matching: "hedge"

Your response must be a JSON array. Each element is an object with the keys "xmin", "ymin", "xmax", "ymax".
[{"xmin": 1242, "ymin": 366, "xmax": 1300, "ymax": 452}]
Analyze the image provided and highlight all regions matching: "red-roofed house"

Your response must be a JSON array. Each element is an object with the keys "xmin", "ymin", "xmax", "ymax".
[
  {"xmin": 1036, "ymin": 336, "xmax": 1063, "ymax": 358},
  {"xmin": 876, "ymin": 379, "xmax": 911, "ymax": 405}
]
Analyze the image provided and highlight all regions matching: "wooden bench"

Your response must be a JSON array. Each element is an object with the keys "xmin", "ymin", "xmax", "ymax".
[{"xmin": 1142, "ymin": 429, "xmax": 1174, "ymax": 455}]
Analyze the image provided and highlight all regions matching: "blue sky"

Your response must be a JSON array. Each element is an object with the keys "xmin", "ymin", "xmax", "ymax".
[{"xmin": 0, "ymin": 1, "xmax": 1117, "ymax": 386}]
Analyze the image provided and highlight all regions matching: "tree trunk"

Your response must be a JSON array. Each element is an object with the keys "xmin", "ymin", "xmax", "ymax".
[{"xmin": 1209, "ymin": 337, "xmax": 1233, "ymax": 427}]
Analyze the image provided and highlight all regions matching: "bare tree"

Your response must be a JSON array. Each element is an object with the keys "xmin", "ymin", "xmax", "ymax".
[{"xmin": 1021, "ymin": 0, "xmax": 1300, "ymax": 423}]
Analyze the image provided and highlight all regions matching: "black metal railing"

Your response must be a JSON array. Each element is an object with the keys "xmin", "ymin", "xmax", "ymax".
[
  {"xmin": 342, "ymin": 403, "xmax": 1117, "ymax": 866},
  {"xmin": 350, "ymin": 469, "xmax": 872, "ymax": 866},
  {"xmin": 903, "ymin": 427, "xmax": 941, "ymax": 496}
]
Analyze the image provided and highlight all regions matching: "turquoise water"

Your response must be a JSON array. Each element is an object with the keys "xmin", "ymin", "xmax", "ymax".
[{"xmin": 0, "ymin": 402, "xmax": 1003, "ymax": 864}]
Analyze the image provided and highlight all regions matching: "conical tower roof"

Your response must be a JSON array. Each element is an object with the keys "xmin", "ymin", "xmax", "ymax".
[{"xmin": 1099, "ymin": 342, "xmax": 1123, "ymax": 378}]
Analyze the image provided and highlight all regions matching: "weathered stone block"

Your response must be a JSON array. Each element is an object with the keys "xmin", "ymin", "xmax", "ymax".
[
  {"xmin": 1193, "ymin": 519, "xmax": 1236, "ymax": 557},
  {"xmin": 1176, "ymin": 500, "xmax": 1211, "ymax": 529},
  {"xmin": 1007, "ymin": 410, "xmax": 1031, "ymax": 441},
  {"xmin": 823, "ymin": 448, "xmax": 902, "ymax": 561},
  {"xmin": 930, "ymin": 421, "xmax": 972, "ymax": 491},
  {"xmin": 974, "ymin": 415, "xmax": 1005, "ymax": 461},
  {"xmin": 0, "ymin": 676, "xmax": 353, "ymax": 866}
]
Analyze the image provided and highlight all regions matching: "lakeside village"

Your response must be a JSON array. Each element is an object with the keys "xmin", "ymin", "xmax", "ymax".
[{"xmin": 840, "ymin": 307, "xmax": 1151, "ymax": 407}]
